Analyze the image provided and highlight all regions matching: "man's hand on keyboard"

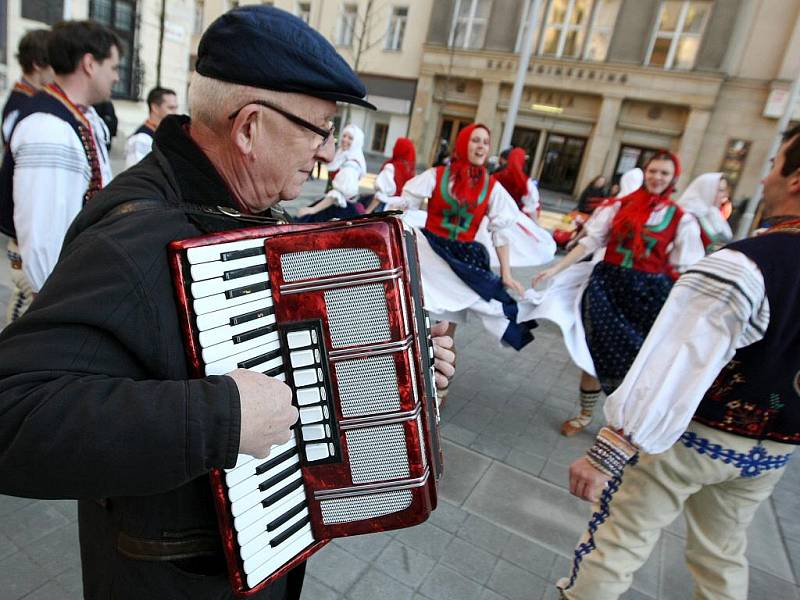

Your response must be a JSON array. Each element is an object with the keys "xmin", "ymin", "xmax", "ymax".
[{"xmin": 230, "ymin": 369, "xmax": 299, "ymax": 458}]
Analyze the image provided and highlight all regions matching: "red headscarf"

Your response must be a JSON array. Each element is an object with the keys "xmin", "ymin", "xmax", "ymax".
[
  {"xmin": 449, "ymin": 123, "xmax": 491, "ymax": 205},
  {"xmin": 381, "ymin": 137, "xmax": 416, "ymax": 194},
  {"xmin": 610, "ymin": 151, "xmax": 682, "ymax": 259},
  {"xmin": 494, "ymin": 147, "xmax": 529, "ymax": 208}
]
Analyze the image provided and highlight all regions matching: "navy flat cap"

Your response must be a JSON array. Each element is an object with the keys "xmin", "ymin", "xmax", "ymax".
[{"xmin": 196, "ymin": 5, "xmax": 376, "ymax": 109}]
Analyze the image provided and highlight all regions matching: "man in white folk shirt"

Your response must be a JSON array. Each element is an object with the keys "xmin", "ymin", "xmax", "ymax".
[
  {"xmin": 0, "ymin": 20, "xmax": 119, "ymax": 324},
  {"xmin": 558, "ymin": 124, "xmax": 800, "ymax": 600},
  {"xmin": 124, "ymin": 86, "xmax": 179, "ymax": 168}
]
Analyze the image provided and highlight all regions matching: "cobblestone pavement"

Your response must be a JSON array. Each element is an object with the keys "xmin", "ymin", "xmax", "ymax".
[{"xmin": 0, "ymin": 154, "xmax": 798, "ymax": 599}]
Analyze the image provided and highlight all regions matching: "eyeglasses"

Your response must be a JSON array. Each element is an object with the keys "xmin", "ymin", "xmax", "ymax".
[{"xmin": 228, "ymin": 99, "xmax": 335, "ymax": 147}]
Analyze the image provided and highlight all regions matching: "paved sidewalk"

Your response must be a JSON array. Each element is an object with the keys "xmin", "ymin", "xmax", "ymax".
[{"xmin": 0, "ymin": 164, "xmax": 799, "ymax": 598}]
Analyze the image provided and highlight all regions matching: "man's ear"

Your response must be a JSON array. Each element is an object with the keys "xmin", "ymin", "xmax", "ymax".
[
  {"xmin": 79, "ymin": 53, "xmax": 95, "ymax": 77},
  {"xmin": 787, "ymin": 168, "xmax": 800, "ymax": 195},
  {"xmin": 230, "ymin": 107, "xmax": 259, "ymax": 157}
]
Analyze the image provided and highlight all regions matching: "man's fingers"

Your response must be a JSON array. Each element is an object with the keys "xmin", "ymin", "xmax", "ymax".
[
  {"xmin": 434, "ymin": 372, "xmax": 449, "ymax": 390},
  {"xmin": 430, "ymin": 320, "xmax": 449, "ymax": 337},
  {"xmin": 432, "ymin": 334, "xmax": 454, "ymax": 350},
  {"xmin": 434, "ymin": 357, "xmax": 455, "ymax": 379},
  {"xmin": 433, "ymin": 343, "xmax": 455, "ymax": 363}
]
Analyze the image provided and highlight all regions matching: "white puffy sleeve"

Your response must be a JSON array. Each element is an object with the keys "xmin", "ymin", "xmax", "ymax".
[
  {"xmin": 374, "ymin": 164, "xmax": 396, "ymax": 204},
  {"xmin": 668, "ymin": 212, "xmax": 706, "ymax": 272},
  {"xmin": 485, "ymin": 182, "xmax": 521, "ymax": 247},
  {"xmin": 577, "ymin": 201, "xmax": 620, "ymax": 254},
  {"xmin": 391, "ymin": 168, "xmax": 437, "ymax": 211},
  {"xmin": 604, "ymin": 249, "xmax": 769, "ymax": 454}
]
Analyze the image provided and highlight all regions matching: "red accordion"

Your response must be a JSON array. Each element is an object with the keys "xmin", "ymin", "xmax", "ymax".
[{"xmin": 169, "ymin": 214, "xmax": 442, "ymax": 597}]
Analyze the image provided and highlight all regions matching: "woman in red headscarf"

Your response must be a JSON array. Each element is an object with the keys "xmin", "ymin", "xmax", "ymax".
[
  {"xmin": 364, "ymin": 137, "xmax": 417, "ymax": 213},
  {"xmin": 396, "ymin": 124, "xmax": 543, "ymax": 359},
  {"xmin": 494, "ymin": 147, "xmax": 540, "ymax": 217},
  {"xmin": 533, "ymin": 152, "xmax": 706, "ymax": 435}
]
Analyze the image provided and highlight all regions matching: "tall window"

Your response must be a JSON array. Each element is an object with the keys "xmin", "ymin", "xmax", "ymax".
[
  {"xmin": 89, "ymin": 0, "xmax": 139, "ymax": 100},
  {"xmin": 646, "ymin": 1, "xmax": 711, "ymax": 69},
  {"xmin": 448, "ymin": 0, "xmax": 492, "ymax": 50},
  {"xmin": 337, "ymin": 4, "xmax": 357, "ymax": 47},
  {"xmin": 514, "ymin": 0, "xmax": 546, "ymax": 53},
  {"xmin": 583, "ymin": 0, "xmax": 620, "ymax": 61},
  {"xmin": 296, "ymin": 2, "xmax": 311, "ymax": 24},
  {"xmin": 385, "ymin": 6, "xmax": 408, "ymax": 51},
  {"xmin": 22, "ymin": 0, "xmax": 64, "ymax": 25},
  {"xmin": 372, "ymin": 123, "xmax": 389, "ymax": 152},
  {"xmin": 194, "ymin": 0, "xmax": 205, "ymax": 35},
  {"xmin": 539, "ymin": 0, "xmax": 592, "ymax": 58}
]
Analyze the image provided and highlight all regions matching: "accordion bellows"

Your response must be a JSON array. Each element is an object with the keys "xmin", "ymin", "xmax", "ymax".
[{"xmin": 169, "ymin": 215, "xmax": 442, "ymax": 597}]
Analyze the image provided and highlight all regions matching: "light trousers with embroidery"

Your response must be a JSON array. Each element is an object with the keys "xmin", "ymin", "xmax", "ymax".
[
  {"xmin": 559, "ymin": 422, "xmax": 793, "ymax": 600},
  {"xmin": 5, "ymin": 239, "xmax": 34, "ymax": 325}
]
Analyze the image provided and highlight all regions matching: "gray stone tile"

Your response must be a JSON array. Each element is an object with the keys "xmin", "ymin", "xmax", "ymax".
[
  {"xmin": 438, "ymin": 441, "xmax": 492, "ymax": 505},
  {"xmin": 659, "ymin": 532, "xmax": 693, "ymax": 600},
  {"xmin": 299, "ymin": 575, "xmax": 340, "ymax": 600},
  {"xmin": 457, "ymin": 514, "xmax": 511, "ymax": 556},
  {"xmin": 620, "ymin": 589, "xmax": 656, "ymax": 600},
  {"xmin": 441, "ymin": 422, "xmax": 479, "ymax": 446},
  {"xmin": 448, "ymin": 404, "xmax": 499, "ymax": 436},
  {"xmin": 748, "ymin": 566, "xmax": 800, "ymax": 600},
  {"xmin": 505, "ymin": 449, "xmax": 546, "ymax": 477},
  {"xmin": 54, "ymin": 568, "xmax": 82, "ymax": 596},
  {"xmin": 307, "ymin": 544, "xmax": 369, "ymax": 593},
  {"xmin": 0, "ymin": 501, "xmax": 70, "ymax": 548},
  {"xmin": 462, "ymin": 462, "xmax": 588, "ymax": 552},
  {"xmin": 0, "ymin": 531, "xmax": 18, "ymax": 561},
  {"xmin": 479, "ymin": 589, "xmax": 509, "ymax": 600},
  {"xmin": 469, "ymin": 434, "xmax": 512, "ymax": 461},
  {"xmin": 332, "ymin": 531, "xmax": 393, "ymax": 561},
  {"xmin": 487, "ymin": 558, "xmax": 550, "ymax": 600},
  {"xmin": 419, "ymin": 564, "xmax": 485, "ymax": 600},
  {"xmin": 428, "ymin": 500, "xmax": 469, "ymax": 534},
  {"xmin": 538, "ymin": 459, "xmax": 571, "ymax": 490},
  {"xmin": 500, "ymin": 534, "xmax": 557, "ymax": 578},
  {"xmin": 46, "ymin": 499, "xmax": 78, "ymax": 522},
  {"xmin": 785, "ymin": 538, "xmax": 800, "ymax": 583},
  {"xmin": 394, "ymin": 521, "xmax": 453, "ymax": 559},
  {"xmin": 20, "ymin": 581, "xmax": 79, "ymax": 600},
  {"xmin": 21, "ymin": 523, "xmax": 80, "ymax": 579},
  {"xmin": 374, "ymin": 540, "xmax": 436, "ymax": 588},
  {"xmin": 0, "ymin": 551, "xmax": 43, "ymax": 600},
  {"xmin": 440, "ymin": 536, "xmax": 498, "ymax": 584},
  {"xmin": 346, "ymin": 567, "xmax": 414, "ymax": 600},
  {"xmin": 631, "ymin": 537, "xmax": 661, "ymax": 598},
  {"xmin": 745, "ymin": 499, "xmax": 795, "ymax": 581}
]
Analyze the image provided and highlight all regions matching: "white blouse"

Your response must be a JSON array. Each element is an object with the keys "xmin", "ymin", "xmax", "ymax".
[
  {"xmin": 400, "ymin": 168, "xmax": 520, "ymax": 247},
  {"xmin": 604, "ymin": 249, "xmax": 770, "ymax": 454},
  {"xmin": 373, "ymin": 163, "xmax": 396, "ymax": 205},
  {"xmin": 578, "ymin": 200, "xmax": 705, "ymax": 272}
]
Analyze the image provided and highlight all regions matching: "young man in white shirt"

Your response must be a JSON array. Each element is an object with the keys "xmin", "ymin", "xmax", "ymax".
[{"xmin": 124, "ymin": 86, "xmax": 178, "ymax": 168}]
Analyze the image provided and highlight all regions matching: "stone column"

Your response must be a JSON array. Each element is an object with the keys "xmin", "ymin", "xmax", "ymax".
[
  {"xmin": 475, "ymin": 80, "xmax": 501, "ymax": 151},
  {"xmin": 676, "ymin": 107, "xmax": 713, "ymax": 190},
  {"xmin": 408, "ymin": 74, "xmax": 436, "ymax": 166},
  {"xmin": 576, "ymin": 95, "xmax": 623, "ymax": 193}
]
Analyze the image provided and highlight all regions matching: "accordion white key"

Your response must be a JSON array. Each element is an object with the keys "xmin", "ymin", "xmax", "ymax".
[{"xmin": 169, "ymin": 215, "xmax": 442, "ymax": 597}]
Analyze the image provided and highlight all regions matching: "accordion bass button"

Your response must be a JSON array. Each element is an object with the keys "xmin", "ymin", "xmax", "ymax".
[
  {"xmin": 296, "ymin": 388, "xmax": 321, "ymax": 406},
  {"xmin": 305, "ymin": 443, "xmax": 330, "ymax": 462},
  {"xmin": 293, "ymin": 369, "xmax": 317, "ymax": 387},
  {"xmin": 299, "ymin": 406, "xmax": 323, "ymax": 424},
  {"xmin": 286, "ymin": 330, "xmax": 312, "ymax": 348},
  {"xmin": 290, "ymin": 350, "xmax": 315, "ymax": 368},
  {"xmin": 301, "ymin": 424, "xmax": 326, "ymax": 441}
]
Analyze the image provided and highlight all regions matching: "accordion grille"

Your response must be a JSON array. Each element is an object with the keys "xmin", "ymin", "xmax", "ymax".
[
  {"xmin": 320, "ymin": 490, "xmax": 413, "ymax": 525},
  {"xmin": 334, "ymin": 355, "xmax": 401, "ymax": 417},
  {"xmin": 280, "ymin": 248, "xmax": 380, "ymax": 282},
  {"xmin": 346, "ymin": 423, "xmax": 409, "ymax": 484},
  {"xmin": 324, "ymin": 284, "xmax": 391, "ymax": 348}
]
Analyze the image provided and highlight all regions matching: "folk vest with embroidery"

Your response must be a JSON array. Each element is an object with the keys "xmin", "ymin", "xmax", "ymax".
[
  {"xmin": 693, "ymin": 222, "xmax": 800, "ymax": 444},
  {"xmin": 0, "ymin": 84, "xmax": 103, "ymax": 237},
  {"xmin": 603, "ymin": 202, "xmax": 684, "ymax": 277},
  {"xmin": 1, "ymin": 80, "xmax": 36, "ymax": 145},
  {"xmin": 425, "ymin": 165, "xmax": 495, "ymax": 242},
  {"xmin": 133, "ymin": 120, "xmax": 156, "ymax": 138}
]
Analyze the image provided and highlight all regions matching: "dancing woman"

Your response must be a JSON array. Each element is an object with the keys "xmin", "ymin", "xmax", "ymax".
[
  {"xmin": 534, "ymin": 152, "xmax": 706, "ymax": 432},
  {"xmin": 677, "ymin": 172, "xmax": 733, "ymax": 248},
  {"xmin": 364, "ymin": 136, "xmax": 416, "ymax": 214},
  {"xmin": 494, "ymin": 147, "xmax": 540, "ymax": 219},
  {"xmin": 324, "ymin": 123, "xmax": 366, "ymax": 190}
]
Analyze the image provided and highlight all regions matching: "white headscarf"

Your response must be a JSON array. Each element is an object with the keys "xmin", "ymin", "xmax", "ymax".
[
  {"xmin": 677, "ymin": 172, "xmax": 733, "ymax": 243},
  {"xmin": 325, "ymin": 166, "xmax": 361, "ymax": 208},
  {"xmin": 327, "ymin": 123, "xmax": 366, "ymax": 178},
  {"xmin": 617, "ymin": 167, "xmax": 643, "ymax": 197}
]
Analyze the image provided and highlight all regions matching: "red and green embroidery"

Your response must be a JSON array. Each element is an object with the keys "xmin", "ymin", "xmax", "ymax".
[{"xmin": 437, "ymin": 166, "xmax": 489, "ymax": 240}]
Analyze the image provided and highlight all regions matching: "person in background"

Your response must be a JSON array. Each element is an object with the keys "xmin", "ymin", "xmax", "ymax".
[
  {"xmin": 124, "ymin": 86, "xmax": 179, "ymax": 168},
  {"xmin": 494, "ymin": 147, "xmax": 540, "ymax": 219},
  {"xmin": 432, "ymin": 137, "xmax": 450, "ymax": 167},
  {"xmin": 576, "ymin": 175, "xmax": 608, "ymax": 214},
  {"xmin": 677, "ymin": 172, "xmax": 733, "ymax": 248},
  {"xmin": 364, "ymin": 136, "xmax": 416, "ymax": 214},
  {"xmin": 295, "ymin": 167, "xmax": 363, "ymax": 221},
  {"xmin": 2, "ymin": 29, "xmax": 54, "ymax": 144},
  {"xmin": 92, "ymin": 100, "xmax": 117, "ymax": 150},
  {"xmin": 0, "ymin": 20, "xmax": 119, "ymax": 324},
  {"xmin": 324, "ymin": 123, "xmax": 365, "ymax": 191}
]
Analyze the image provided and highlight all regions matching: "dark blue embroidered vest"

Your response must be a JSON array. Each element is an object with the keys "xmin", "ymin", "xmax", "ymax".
[
  {"xmin": 0, "ymin": 89, "xmax": 97, "ymax": 237},
  {"xmin": 693, "ymin": 227, "xmax": 800, "ymax": 443},
  {"xmin": 133, "ymin": 122, "xmax": 155, "ymax": 137},
  {"xmin": 2, "ymin": 82, "xmax": 35, "ymax": 145}
]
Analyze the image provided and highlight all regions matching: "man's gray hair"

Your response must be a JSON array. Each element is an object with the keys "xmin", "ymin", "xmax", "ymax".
[{"xmin": 188, "ymin": 72, "xmax": 257, "ymax": 131}]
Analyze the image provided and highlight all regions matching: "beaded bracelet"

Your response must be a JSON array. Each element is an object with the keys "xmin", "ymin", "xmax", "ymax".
[{"xmin": 586, "ymin": 426, "xmax": 638, "ymax": 478}]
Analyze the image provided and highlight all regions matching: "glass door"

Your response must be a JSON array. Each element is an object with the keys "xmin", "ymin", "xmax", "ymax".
[
  {"xmin": 510, "ymin": 127, "xmax": 541, "ymax": 175},
  {"xmin": 538, "ymin": 133, "xmax": 587, "ymax": 194}
]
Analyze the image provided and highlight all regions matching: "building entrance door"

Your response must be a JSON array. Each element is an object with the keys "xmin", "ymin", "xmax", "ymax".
[
  {"xmin": 539, "ymin": 133, "xmax": 586, "ymax": 194},
  {"xmin": 614, "ymin": 145, "xmax": 660, "ymax": 181},
  {"xmin": 510, "ymin": 127, "xmax": 541, "ymax": 175},
  {"xmin": 432, "ymin": 116, "xmax": 472, "ymax": 164}
]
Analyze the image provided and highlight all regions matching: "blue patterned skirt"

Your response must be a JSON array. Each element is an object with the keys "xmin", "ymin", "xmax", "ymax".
[
  {"xmin": 296, "ymin": 198, "xmax": 364, "ymax": 223},
  {"xmin": 582, "ymin": 262, "xmax": 673, "ymax": 394},
  {"xmin": 422, "ymin": 229, "xmax": 536, "ymax": 350}
]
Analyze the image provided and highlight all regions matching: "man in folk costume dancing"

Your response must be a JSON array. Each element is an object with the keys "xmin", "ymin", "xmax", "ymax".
[
  {"xmin": 557, "ymin": 125, "xmax": 800, "ymax": 600},
  {"xmin": 0, "ymin": 21, "xmax": 118, "ymax": 324},
  {"xmin": 534, "ymin": 153, "xmax": 707, "ymax": 434}
]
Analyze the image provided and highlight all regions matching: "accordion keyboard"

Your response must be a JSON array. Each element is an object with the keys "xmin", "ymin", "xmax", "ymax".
[{"xmin": 187, "ymin": 238, "xmax": 316, "ymax": 587}]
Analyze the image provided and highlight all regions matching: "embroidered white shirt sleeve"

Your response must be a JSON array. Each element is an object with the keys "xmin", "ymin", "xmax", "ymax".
[
  {"xmin": 603, "ymin": 249, "xmax": 770, "ymax": 454},
  {"xmin": 578, "ymin": 201, "xmax": 620, "ymax": 254},
  {"xmin": 374, "ymin": 164, "xmax": 396, "ymax": 205},
  {"xmin": 396, "ymin": 168, "xmax": 437, "ymax": 211},
  {"xmin": 668, "ymin": 212, "xmax": 705, "ymax": 271},
  {"xmin": 124, "ymin": 132, "xmax": 154, "ymax": 169},
  {"xmin": 11, "ymin": 113, "xmax": 92, "ymax": 291},
  {"xmin": 485, "ymin": 183, "xmax": 519, "ymax": 247}
]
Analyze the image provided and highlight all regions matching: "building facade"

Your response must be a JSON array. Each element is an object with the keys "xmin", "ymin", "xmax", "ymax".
[
  {"xmin": 409, "ymin": 0, "xmax": 800, "ymax": 203},
  {"xmin": 194, "ymin": 0, "xmax": 434, "ymax": 162},
  {"xmin": 0, "ymin": 0, "xmax": 194, "ymax": 147}
]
